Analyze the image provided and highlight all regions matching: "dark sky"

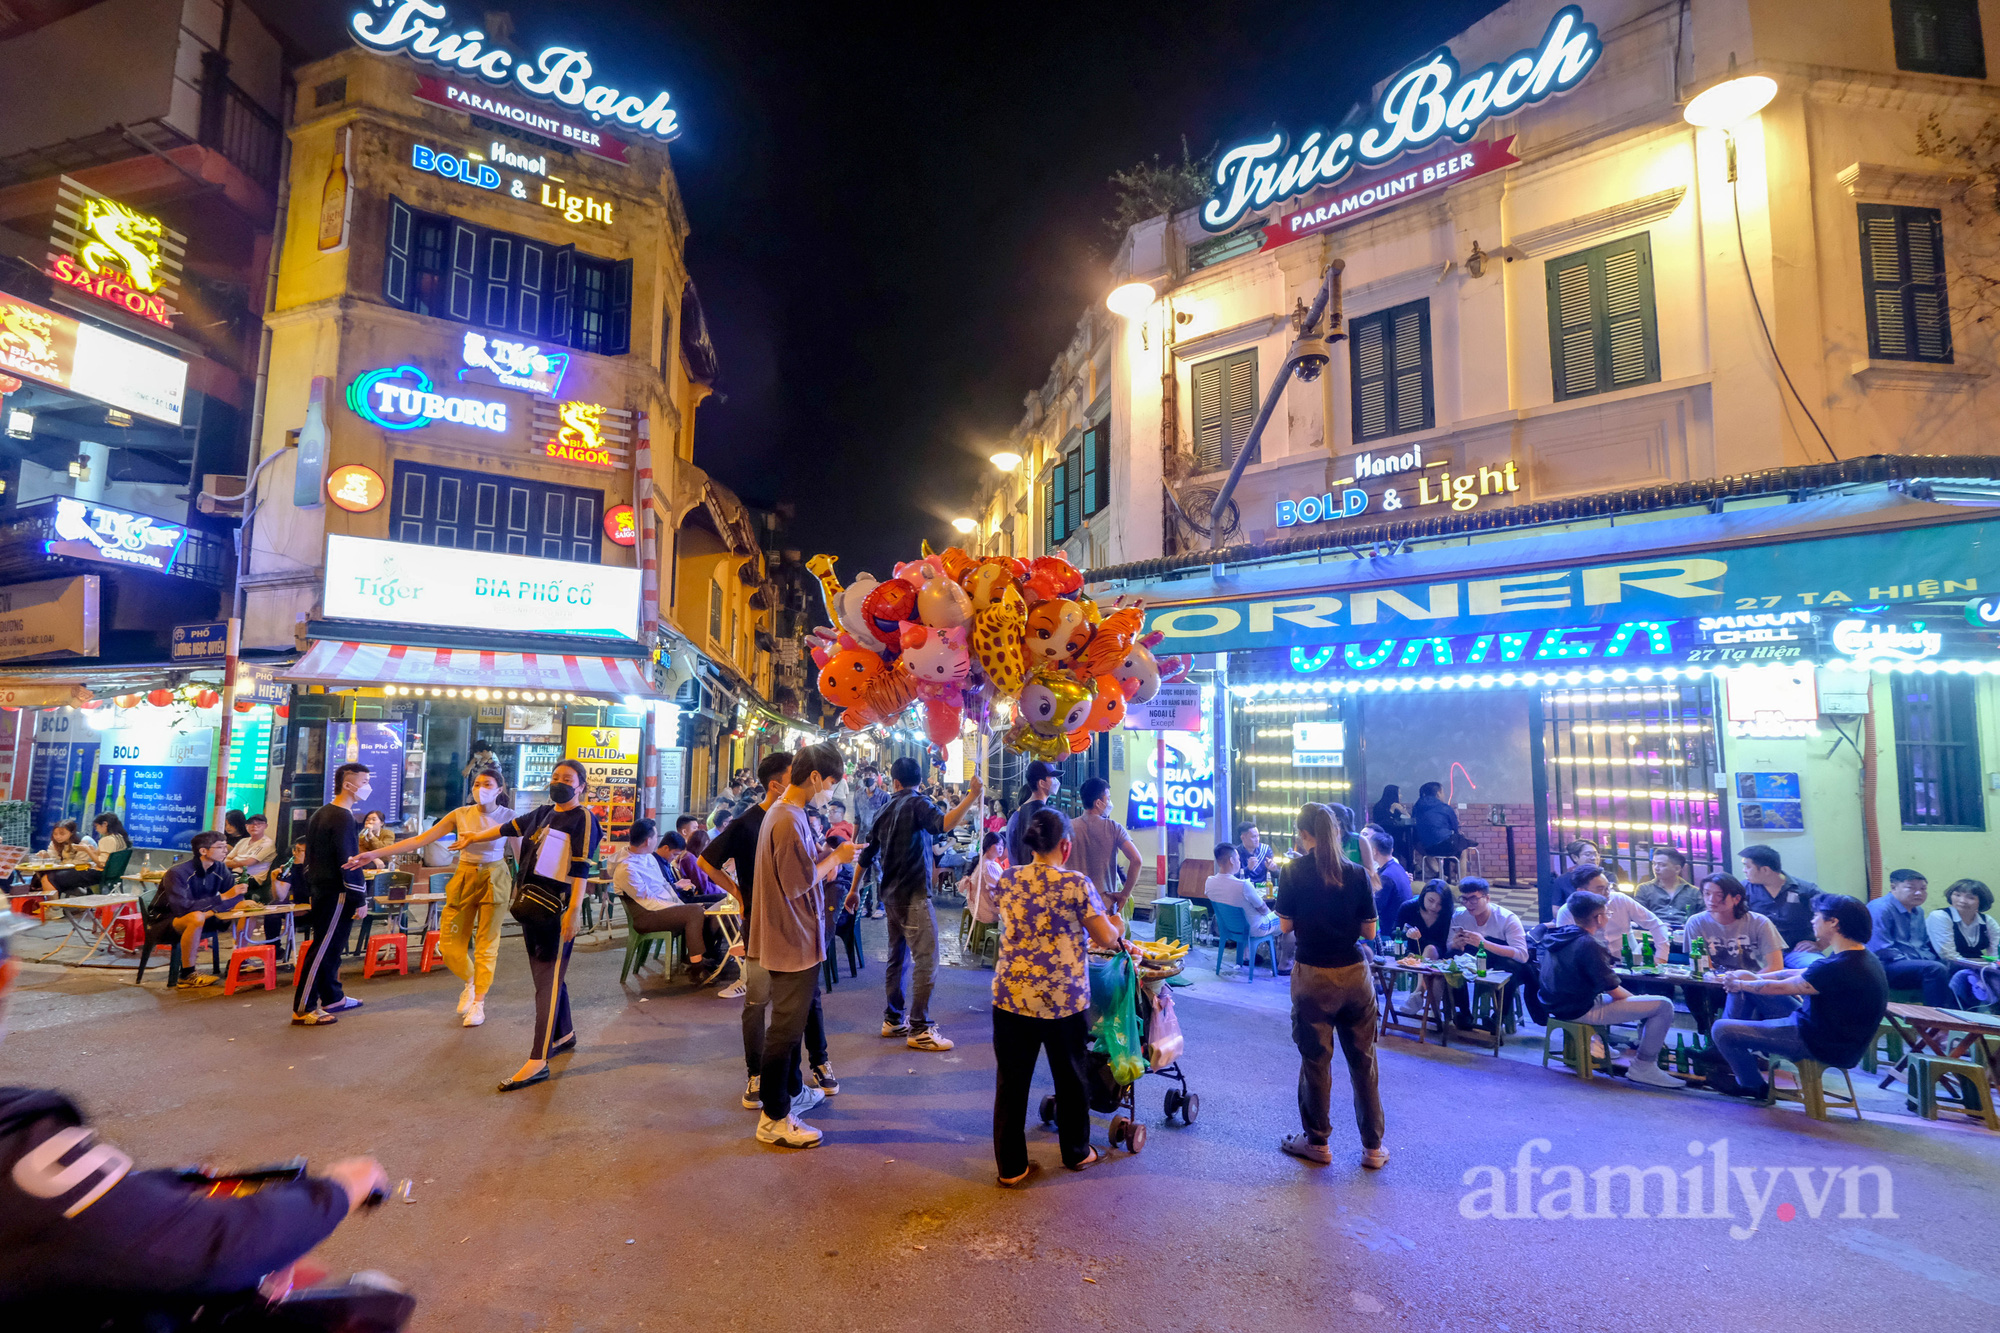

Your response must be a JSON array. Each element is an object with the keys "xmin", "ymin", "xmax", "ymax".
[{"xmin": 266, "ymin": 1, "xmax": 1499, "ymax": 575}]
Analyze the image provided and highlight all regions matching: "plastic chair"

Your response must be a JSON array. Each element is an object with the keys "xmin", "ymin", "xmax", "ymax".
[
  {"xmin": 1541, "ymin": 1019, "xmax": 1607, "ymax": 1079},
  {"xmin": 621, "ymin": 924, "xmax": 679, "ymax": 984},
  {"xmin": 1909, "ymin": 1053, "xmax": 1999, "ymax": 1129},
  {"xmin": 363, "ymin": 932, "xmax": 407, "ymax": 978},
  {"xmin": 224, "ymin": 943, "xmax": 278, "ymax": 995},
  {"xmin": 1760, "ymin": 1055, "xmax": 1861, "ymax": 1121},
  {"xmin": 420, "ymin": 931, "xmax": 445, "ymax": 972},
  {"xmin": 135, "ymin": 916, "xmax": 222, "ymax": 987},
  {"xmin": 1210, "ymin": 902, "xmax": 1276, "ymax": 981}
]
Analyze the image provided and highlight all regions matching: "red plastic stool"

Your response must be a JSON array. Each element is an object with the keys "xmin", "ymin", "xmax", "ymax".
[
  {"xmin": 364, "ymin": 933, "xmax": 408, "ymax": 978},
  {"xmin": 420, "ymin": 930, "xmax": 444, "ymax": 973},
  {"xmin": 224, "ymin": 943, "xmax": 278, "ymax": 995},
  {"xmin": 110, "ymin": 909, "xmax": 145, "ymax": 951}
]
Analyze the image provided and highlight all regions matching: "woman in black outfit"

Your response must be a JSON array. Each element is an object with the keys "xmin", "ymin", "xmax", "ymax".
[
  {"xmin": 1369, "ymin": 785, "xmax": 1413, "ymax": 866},
  {"xmin": 458, "ymin": 758, "xmax": 599, "ymax": 1092},
  {"xmin": 1394, "ymin": 880, "xmax": 1456, "ymax": 959},
  {"xmin": 1275, "ymin": 802, "xmax": 1387, "ymax": 1169}
]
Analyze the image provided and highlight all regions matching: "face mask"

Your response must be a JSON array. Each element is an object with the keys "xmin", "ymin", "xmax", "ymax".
[
  {"xmin": 354, "ymin": 783, "xmax": 373, "ymax": 803},
  {"xmin": 549, "ymin": 782, "xmax": 577, "ymax": 804},
  {"xmin": 474, "ymin": 787, "xmax": 498, "ymax": 807}
]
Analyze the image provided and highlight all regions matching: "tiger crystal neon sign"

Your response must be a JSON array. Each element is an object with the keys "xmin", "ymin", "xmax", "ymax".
[
  {"xmin": 1201, "ymin": 6, "xmax": 1601, "ymax": 231},
  {"xmin": 351, "ymin": 0, "xmax": 681, "ymax": 142}
]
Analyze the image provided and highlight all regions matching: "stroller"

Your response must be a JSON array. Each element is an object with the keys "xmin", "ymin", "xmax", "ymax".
[{"xmin": 1040, "ymin": 950, "xmax": 1196, "ymax": 1154}]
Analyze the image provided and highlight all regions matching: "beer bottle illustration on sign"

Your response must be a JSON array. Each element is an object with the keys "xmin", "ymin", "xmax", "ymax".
[{"xmin": 317, "ymin": 129, "xmax": 350, "ymax": 252}]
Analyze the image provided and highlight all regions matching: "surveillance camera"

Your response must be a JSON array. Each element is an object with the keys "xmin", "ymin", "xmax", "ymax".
[{"xmin": 1287, "ymin": 334, "xmax": 1332, "ymax": 382}]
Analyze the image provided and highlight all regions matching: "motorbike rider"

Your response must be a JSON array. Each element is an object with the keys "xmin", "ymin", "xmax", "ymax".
[{"xmin": 0, "ymin": 909, "xmax": 391, "ymax": 1318}]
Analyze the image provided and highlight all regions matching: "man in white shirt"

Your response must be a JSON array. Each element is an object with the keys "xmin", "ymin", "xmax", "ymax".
[
  {"xmin": 224, "ymin": 814, "xmax": 277, "ymax": 885},
  {"xmin": 614, "ymin": 818, "xmax": 718, "ymax": 979},
  {"xmin": 1553, "ymin": 864, "xmax": 1669, "ymax": 959},
  {"xmin": 1204, "ymin": 844, "xmax": 1279, "ymax": 938},
  {"xmin": 1447, "ymin": 877, "xmax": 1531, "ymax": 1032},
  {"xmin": 351, "ymin": 765, "xmax": 516, "ymax": 1027}
]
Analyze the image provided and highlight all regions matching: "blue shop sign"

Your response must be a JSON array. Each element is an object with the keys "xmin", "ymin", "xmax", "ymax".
[
  {"xmin": 1137, "ymin": 513, "xmax": 1998, "ymax": 655},
  {"xmin": 171, "ymin": 621, "xmax": 230, "ymax": 662}
]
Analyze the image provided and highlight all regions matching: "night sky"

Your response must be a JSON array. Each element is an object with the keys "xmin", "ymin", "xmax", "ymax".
[{"xmin": 264, "ymin": 1, "xmax": 1500, "ymax": 576}]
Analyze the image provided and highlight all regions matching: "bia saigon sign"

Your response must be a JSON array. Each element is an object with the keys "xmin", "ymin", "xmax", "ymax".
[
  {"xmin": 46, "ymin": 177, "xmax": 185, "ymax": 329},
  {"xmin": 1201, "ymin": 6, "xmax": 1601, "ymax": 231},
  {"xmin": 351, "ymin": 0, "xmax": 681, "ymax": 142}
]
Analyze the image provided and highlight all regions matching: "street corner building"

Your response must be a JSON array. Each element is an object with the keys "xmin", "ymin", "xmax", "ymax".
[
  {"xmin": 966, "ymin": 0, "xmax": 2000, "ymax": 917},
  {"xmin": 0, "ymin": 0, "xmax": 824, "ymax": 858}
]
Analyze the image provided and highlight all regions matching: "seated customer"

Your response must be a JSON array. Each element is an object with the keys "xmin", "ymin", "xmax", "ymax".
[
  {"xmin": 1204, "ymin": 843, "xmax": 1280, "ymax": 938},
  {"xmin": 1634, "ymin": 848, "xmax": 1699, "ymax": 926},
  {"xmin": 963, "ymin": 831, "xmax": 1006, "ymax": 926},
  {"xmin": 1738, "ymin": 844, "xmax": 1819, "ymax": 963},
  {"xmin": 1682, "ymin": 873, "xmax": 1791, "ymax": 1029},
  {"xmin": 1362, "ymin": 828, "xmax": 1412, "ymax": 942},
  {"xmin": 1866, "ymin": 868, "xmax": 1955, "ymax": 1007},
  {"xmin": 615, "ymin": 819, "xmax": 722, "ymax": 983},
  {"xmin": 1447, "ymin": 877, "xmax": 1531, "ymax": 1032},
  {"xmin": 32, "ymin": 821, "xmax": 95, "ymax": 895},
  {"xmin": 1708, "ymin": 894, "xmax": 1890, "ymax": 1099},
  {"xmin": 655, "ymin": 830, "xmax": 722, "ymax": 903},
  {"xmin": 224, "ymin": 813, "xmax": 276, "ymax": 890},
  {"xmin": 1395, "ymin": 880, "xmax": 1455, "ymax": 959},
  {"xmin": 1538, "ymin": 889, "xmax": 1685, "ymax": 1089},
  {"xmin": 145, "ymin": 831, "xmax": 249, "ymax": 990},
  {"xmin": 41, "ymin": 815, "xmax": 129, "ymax": 896},
  {"xmin": 1554, "ymin": 864, "xmax": 1669, "ymax": 960},
  {"xmin": 1927, "ymin": 878, "xmax": 2000, "ymax": 1012}
]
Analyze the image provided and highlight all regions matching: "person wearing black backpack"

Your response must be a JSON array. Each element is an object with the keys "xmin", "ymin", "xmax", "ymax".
[{"xmin": 450, "ymin": 759, "xmax": 599, "ymax": 1092}]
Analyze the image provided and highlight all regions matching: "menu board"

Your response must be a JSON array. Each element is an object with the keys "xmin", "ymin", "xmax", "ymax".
[
  {"xmin": 323, "ymin": 721, "xmax": 406, "ymax": 825},
  {"xmin": 92, "ymin": 727, "xmax": 214, "ymax": 850},
  {"xmin": 565, "ymin": 725, "xmax": 639, "ymax": 841},
  {"xmin": 29, "ymin": 710, "xmax": 97, "ymax": 846}
]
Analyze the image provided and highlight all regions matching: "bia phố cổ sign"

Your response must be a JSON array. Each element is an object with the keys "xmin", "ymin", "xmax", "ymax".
[
  {"xmin": 1201, "ymin": 6, "xmax": 1599, "ymax": 232},
  {"xmin": 322, "ymin": 534, "xmax": 640, "ymax": 640}
]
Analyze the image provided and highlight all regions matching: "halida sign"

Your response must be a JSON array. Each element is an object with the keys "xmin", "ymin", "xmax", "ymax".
[{"xmin": 1202, "ymin": 6, "xmax": 1601, "ymax": 232}]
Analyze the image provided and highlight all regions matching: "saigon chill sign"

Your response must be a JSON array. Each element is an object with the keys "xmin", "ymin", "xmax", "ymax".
[{"xmin": 1201, "ymin": 6, "xmax": 1601, "ymax": 232}]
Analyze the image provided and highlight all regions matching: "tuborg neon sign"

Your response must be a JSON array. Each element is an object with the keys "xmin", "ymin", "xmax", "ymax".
[
  {"xmin": 1201, "ymin": 6, "xmax": 1601, "ymax": 231},
  {"xmin": 347, "ymin": 365, "xmax": 507, "ymax": 432},
  {"xmin": 351, "ymin": 0, "xmax": 680, "ymax": 142}
]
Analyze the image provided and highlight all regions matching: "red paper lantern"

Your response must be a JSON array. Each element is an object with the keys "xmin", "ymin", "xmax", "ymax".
[
  {"xmin": 77, "ymin": 698, "xmax": 101, "ymax": 710},
  {"xmin": 234, "ymin": 699, "xmax": 255, "ymax": 713},
  {"xmin": 115, "ymin": 694, "xmax": 139, "ymax": 709},
  {"xmin": 195, "ymin": 690, "xmax": 221, "ymax": 709},
  {"xmin": 146, "ymin": 689, "xmax": 175, "ymax": 708},
  {"xmin": 274, "ymin": 705, "xmax": 289, "ymax": 720}
]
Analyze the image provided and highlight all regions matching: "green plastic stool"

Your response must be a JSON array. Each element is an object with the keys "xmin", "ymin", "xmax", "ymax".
[
  {"xmin": 1909, "ymin": 1054, "xmax": 1999, "ymax": 1129},
  {"xmin": 1761, "ymin": 1055, "xmax": 1861, "ymax": 1121},
  {"xmin": 620, "ymin": 926, "xmax": 679, "ymax": 984},
  {"xmin": 1541, "ymin": 1019, "xmax": 1602, "ymax": 1080}
]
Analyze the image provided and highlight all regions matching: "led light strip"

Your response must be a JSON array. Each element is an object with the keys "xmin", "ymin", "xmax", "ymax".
[{"xmin": 1229, "ymin": 664, "xmax": 1727, "ymax": 698}]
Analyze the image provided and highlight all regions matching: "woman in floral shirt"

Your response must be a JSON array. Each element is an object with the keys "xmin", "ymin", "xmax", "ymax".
[{"xmin": 990, "ymin": 807, "xmax": 1132, "ymax": 1186}]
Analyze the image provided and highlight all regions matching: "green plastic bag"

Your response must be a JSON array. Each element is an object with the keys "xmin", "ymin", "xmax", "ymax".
[{"xmin": 1089, "ymin": 952, "xmax": 1147, "ymax": 1085}]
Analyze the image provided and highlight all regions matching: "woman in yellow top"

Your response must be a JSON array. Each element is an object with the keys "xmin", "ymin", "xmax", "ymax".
[{"xmin": 989, "ymin": 806, "xmax": 1133, "ymax": 1187}]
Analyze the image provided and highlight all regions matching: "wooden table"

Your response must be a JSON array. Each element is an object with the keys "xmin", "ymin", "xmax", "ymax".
[
  {"xmin": 213, "ymin": 902, "xmax": 306, "ymax": 956},
  {"xmin": 1880, "ymin": 1002, "xmax": 2000, "ymax": 1099},
  {"xmin": 1368, "ymin": 957, "xmax": 1512, "ymax": 1055},
  {"xmin": 36, "ymin": 893, "xmax": 139, "ymax": 964}
]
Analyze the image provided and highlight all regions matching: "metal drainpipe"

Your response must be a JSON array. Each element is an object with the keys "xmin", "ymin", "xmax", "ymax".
[{"xmin": 1207, "ymin": 259, "xmax": 1344, "ymax": 550}]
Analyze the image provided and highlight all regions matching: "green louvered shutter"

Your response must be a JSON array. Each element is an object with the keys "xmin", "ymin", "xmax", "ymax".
[
  {"xmin": 1350, "ymin": 299, "xmax": 1433, "ymax": 442},
  {"xmin": 1546, "ymin": 233, "xmax": 1659, "ymax": 401},
  {"xmin": 1859, "ymin": 204, "xmax": 1952, "ymax": 363},
  {"xmin": 1191, "ymin": 349, "xmax": 1258, "ymax": 472}
]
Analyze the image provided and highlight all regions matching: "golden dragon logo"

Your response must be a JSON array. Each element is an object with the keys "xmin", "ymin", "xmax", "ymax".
[
  {"xmin": 79, "ymin": 197, "xmax": 165, "ymax": 293},
  {"xmin": 0, "ymin": 303, "xmax": 57, "ymax": 371},
  {"xmin": 555, "ymin": 401, "xmax": 606, "ymax": 452}
]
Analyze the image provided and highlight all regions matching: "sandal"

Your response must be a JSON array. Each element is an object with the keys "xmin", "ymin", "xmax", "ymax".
[
  {"xmin": 998, "ymin": 1162, "xmax": 1041, "ymax": 1188},
  {"xmin": 1065, "ymin": 1147, "xmax": 1102, "ymax": 1171}
]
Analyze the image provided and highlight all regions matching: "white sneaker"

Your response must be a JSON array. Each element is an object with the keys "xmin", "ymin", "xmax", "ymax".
[
  {"xmin": 741, "ymin": 1075, "xmax": 762, "ymax": 1110},
  {"xmin": 456, "ymin": 983, "xmax": 474, "ymax": 1016},
  {"xmin": 1361, "ymin": 1147, "xmax": 1391, "ymax": 1169},
  {"xmin": 718, "ymin": 980, "xmax": 747, "ymax": 1000},
  {"xmin": 1626, "ymin": 1062, "xmax": 1687, "ymax": 1090},
  {"xmin": 462, "ymin": 1001, "xmax": 485, "ymax": 1027},
  {"xmin": 906, "ymin": 1025, "xmax": 955, "ymax": 1052},
  {"xmin": 756, "ymin": 1113, "xmax": 822, "ymax": 1148},
  {"xmin": 792, "ymin": 1085, "xmax": 826, "ymax": 1116}
]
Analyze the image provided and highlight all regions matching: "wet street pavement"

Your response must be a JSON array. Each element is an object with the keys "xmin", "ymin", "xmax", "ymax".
[{"xmin": 7, "ymin": 914, "xmax": 1999, "ymax": 1332}]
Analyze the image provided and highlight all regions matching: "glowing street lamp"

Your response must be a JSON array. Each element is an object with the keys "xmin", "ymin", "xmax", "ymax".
[
  {"xmin": 950, "ymin": 517, "xmax": 976, "ymax": 534},
  {"xmin": 1683, "ymin": 60, "xmax": 1776, "ymax": 183},
  {"xmin": 989, "ymin": 451, "xmax": 1022, "ymax": 472},
  {"xmin": 1105, "ymin": 281, "xmax": 1156, "ymax": 318}
]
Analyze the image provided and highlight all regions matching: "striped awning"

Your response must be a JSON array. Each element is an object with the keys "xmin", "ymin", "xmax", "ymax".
[{"xmin": 282, "ymin": 640, "xmax": 661, "ymax": 698}]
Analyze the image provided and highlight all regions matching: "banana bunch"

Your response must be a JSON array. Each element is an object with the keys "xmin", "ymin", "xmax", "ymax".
[
  {"xmin": 1109, "ymin": 1054, "xmax": 1149, "ymax": 1085},
  {"xmin": 1134, "ymin": 939, "xmax": 1189, "ymax": 964}
]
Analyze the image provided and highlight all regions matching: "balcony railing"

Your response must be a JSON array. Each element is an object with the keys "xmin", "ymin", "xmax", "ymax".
[
  {"xmin": 0, "ymin": 502, "xmax": 232, "ymax": 588},
  {"xmin": 199, "ymin": 52, "xmax": 282, "ymax": 191}
]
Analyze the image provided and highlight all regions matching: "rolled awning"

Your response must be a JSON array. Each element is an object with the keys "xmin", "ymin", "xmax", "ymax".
[{"xmin": 282, "ymin": 640, "xmax": 662, "ymax": 698}]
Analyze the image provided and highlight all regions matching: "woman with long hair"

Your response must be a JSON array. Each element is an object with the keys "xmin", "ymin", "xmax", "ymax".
[
  {"xmin": 42, "ymin": 815, "xmax": 126, "ymax": 896},
  {"xmin": 1275, "ymin": 802, "xmax": 1386, "ymax": 1169},
  {"xmin": 1370, "ymin": 785, "xmax": 1413, "ymax": 865},
  {"xmin": 989, "ymin": 806, "xmax": 1131, "ymax": 1185}
]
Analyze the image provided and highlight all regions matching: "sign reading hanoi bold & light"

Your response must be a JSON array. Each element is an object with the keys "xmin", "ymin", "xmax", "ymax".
[
  {"xmin": 351, "ymin": 0, "xmax": 679, "ymax": 143},
  {"xmin": 322, "ymin": 533, "xmax": 640, "ymax": 641},
  {"xmin": 1202, "ymin": 6, "xmax": 1600, "ymax": 231},
  {"xmin": 1278, "ymin": 453, "xmax": 1520, "ymax": 527}
]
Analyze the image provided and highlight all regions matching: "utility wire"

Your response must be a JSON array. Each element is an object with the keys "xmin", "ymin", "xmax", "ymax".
[{"xmin": 1731, "ymin": 173, "xmax": 1840, "ymax": 463}]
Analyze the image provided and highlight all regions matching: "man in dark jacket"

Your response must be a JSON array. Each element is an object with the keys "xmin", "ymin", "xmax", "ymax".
[
  {"xmin": 1410, "ymin": 782, "xmax": 1461, "ymax": 858},
  {"xmin": 1738, "ymin": 844, "xmax": 1819, "ymax": 961},
  {"xmin": 0, "ymin": 909, "xmax": 389, "ymax": 1318},
  {"xmin": 1538, "ymin": 889, "xmax": 1685, "ymax": 1089},
  {"xmin": 147, "ymin": 830, "xmax": 248, "ymax": 990}
]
